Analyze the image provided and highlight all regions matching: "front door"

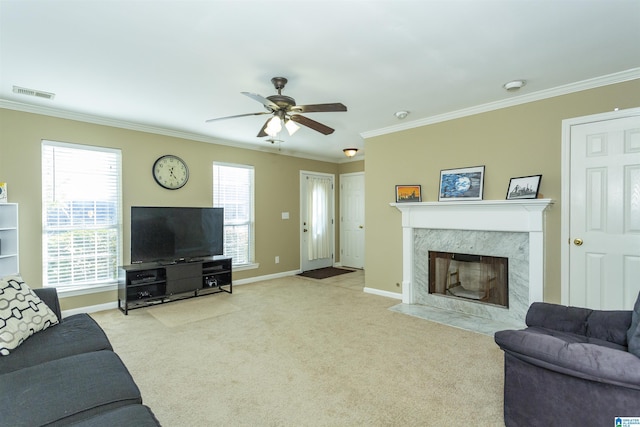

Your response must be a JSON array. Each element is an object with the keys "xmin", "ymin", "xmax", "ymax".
[
  {"xmin": 563, "ymin": 108, "xmax": 640, "ymax": 310},
  {"xmin": 300, "ymin": 171, "xmax": 335, "ymax": 272},
  {"xmin": 340, "ymin": 172, "xmax": 365, "ymax": 268}
]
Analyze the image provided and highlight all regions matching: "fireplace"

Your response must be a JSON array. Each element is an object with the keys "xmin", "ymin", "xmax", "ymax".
[
  {"xmin": 429, "ymin": 251, "xmax": 508, "ymax": 308},
  {"xmin": 391, "ymin": 199, "xmax": 554, "ymax": 329}
]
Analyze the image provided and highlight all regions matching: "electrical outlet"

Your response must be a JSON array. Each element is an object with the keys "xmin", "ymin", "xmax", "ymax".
[{"xmin": 275, "ymin": 256, "xmax": 280, "ymax": 264}]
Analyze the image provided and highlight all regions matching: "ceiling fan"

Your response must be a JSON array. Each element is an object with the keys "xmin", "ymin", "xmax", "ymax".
[{"xmin": 205, "ymin": 77, "xmax": 347, "ymax": 137}]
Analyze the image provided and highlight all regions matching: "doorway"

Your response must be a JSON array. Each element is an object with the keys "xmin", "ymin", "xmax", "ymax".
[
  {"xmin": 300, "ymin": 171, "xmax": 335, "ymax": 272},
  {"xmin": 340, "ymin": 172, "xmax": 365, "ymax": 268},
  {"xmin": 561, "ymin": 107, "xmax": 640, "ymax": 310}
]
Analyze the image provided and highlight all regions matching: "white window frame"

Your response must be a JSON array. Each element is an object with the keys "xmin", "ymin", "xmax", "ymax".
[
  {"xmin": 41, "ymin": 140, "xmax": 123, "ymax": 296},
  {"xmin": 213, "ymin": 162, "xmax": 257, "ymax": 270}
]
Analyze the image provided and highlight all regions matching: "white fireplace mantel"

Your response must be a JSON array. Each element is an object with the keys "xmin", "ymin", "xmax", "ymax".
[
  {"xmin": 391, "ymin": 199, "xmax": 554, "ymax": 316},
  {"xmin": 390, "ymin": 199, "xmax": 554, "ymax": 232}
]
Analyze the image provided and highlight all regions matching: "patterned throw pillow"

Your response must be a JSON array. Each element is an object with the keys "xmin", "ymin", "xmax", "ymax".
[{"xmin": 0, "ymin": 275, "xmax": 59, "ymax": 356}]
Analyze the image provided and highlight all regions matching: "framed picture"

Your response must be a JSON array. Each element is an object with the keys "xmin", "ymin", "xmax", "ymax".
[
  {"xmin": 506, "ymin": 174, "xmax": 542, "ymax": 199},
  {"xmin": 439, "ymin": 166, "xmax": 485, "ymax": 201},
  {"xmin": 395, "ymin": 185, "xmax": 422, "ymax": 203}
]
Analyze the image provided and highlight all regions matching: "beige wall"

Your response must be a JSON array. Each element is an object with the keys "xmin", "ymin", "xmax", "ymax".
[
  {"xmin": 0, "ymin": 109, "xmax": 364, "ymax": 310},
  {"xmin": 2, "ymin": 80, "xmax": 636, "ymax": 311},
  {"xmin": 338, "ymin": 159, "xmax": 364, "ymax": 175},
  {"xmin": 364, "ymin": 80, "xmax": 640, "ymax": 303}
]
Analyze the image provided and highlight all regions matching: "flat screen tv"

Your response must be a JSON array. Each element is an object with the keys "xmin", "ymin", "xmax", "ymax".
[{"xmin": 131, "ymin": 206, "xmax": 224, "ymax": 264}]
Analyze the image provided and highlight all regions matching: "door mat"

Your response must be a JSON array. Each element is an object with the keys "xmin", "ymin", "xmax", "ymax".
[{"xmin": 298, "ymin": 267, "xmax": 354, "ymax": 280}]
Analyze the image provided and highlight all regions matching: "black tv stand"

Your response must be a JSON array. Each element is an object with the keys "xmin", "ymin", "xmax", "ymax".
[{"xmin": 118, "ymin": 256, "xmax": 232, "ymax": 315}]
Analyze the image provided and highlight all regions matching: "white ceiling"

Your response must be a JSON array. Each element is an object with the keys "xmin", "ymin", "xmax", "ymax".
[{"xmin": 1, "ymin": 0, "xmax": 639, "ymax": 162}]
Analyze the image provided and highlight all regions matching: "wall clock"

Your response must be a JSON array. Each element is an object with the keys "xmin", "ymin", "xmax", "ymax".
[{"xmin": 152, "ymin": 155, "xmax": 189, "ymax": 190}]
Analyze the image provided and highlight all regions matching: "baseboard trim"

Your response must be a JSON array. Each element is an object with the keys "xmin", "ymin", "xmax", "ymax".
[
  {"xmin": 364, "ymin": 287, "xmax": 402, "ymax": 300},
  {"xmin": 62, "ymin": 301, "xmax": 119, "ymax": 318},
  {"xmin": 231, "ymin": 269, "xmax": 301, "ymax": 286}
]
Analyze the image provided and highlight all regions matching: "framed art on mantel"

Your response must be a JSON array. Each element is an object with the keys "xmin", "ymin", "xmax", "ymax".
[
  {"xmin": 395, "ymin": 185, "xmax": 422, "ymax": 203},
  {"xmin": 506, "ymin": 174, "xmax": 542, "ymax": 199},
  {"xmin": 438, "ymin": 166, "xmax": 485, "ymax": 201}
]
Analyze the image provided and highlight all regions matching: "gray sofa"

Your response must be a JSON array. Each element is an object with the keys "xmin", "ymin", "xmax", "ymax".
[
  {"xmin": 494, "ymin": 300, "xmax": 640, "ymax": 426},
  {"xmin": 0, "ymin": 288, "xmax": 160, "ymax": 426}
]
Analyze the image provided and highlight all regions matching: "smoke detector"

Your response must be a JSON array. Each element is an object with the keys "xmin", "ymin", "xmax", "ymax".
[
  {"xmin": 395, "ymin": 110, "xmax": 409, "ymax": 119},
  {"xmin": 503, "ymin": 80, "xmax": 526, "ymax": 92}
]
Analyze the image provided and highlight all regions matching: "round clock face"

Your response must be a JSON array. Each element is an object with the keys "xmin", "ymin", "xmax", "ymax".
[{"xmin": 152, "ymin": 155, "xmax": 189, "ymax": 190}]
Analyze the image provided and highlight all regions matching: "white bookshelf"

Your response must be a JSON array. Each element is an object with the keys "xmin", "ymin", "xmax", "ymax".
[{"xmin": 0, "ymin": 203, "xmax": 19, "ymax": 276}]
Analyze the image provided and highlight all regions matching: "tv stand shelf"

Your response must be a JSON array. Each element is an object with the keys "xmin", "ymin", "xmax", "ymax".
[{"xmin": 118, "ymin": 256, "xmax": 232, "ymax": 315}]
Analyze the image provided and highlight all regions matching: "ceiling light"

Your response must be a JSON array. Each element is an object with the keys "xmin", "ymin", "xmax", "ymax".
[
  {"xmin": 395, "ymin": 111, "xmax": 409, "ymax": 120},
  {"xmin": 265, "ymin": 116, "xmax": 282, "ymax": 137},
  {"xmin": 343, "ymin": 148, "xmax": 358, "ymax": 157},
  {"xmin": 285, "ymin": 119, "xmax": 300, "ymax": 136},
  {"xmin": 503, "ymin": 80, "xmax": 526, "ymax": 92}
]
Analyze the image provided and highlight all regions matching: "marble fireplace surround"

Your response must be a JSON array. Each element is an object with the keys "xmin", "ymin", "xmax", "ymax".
[{"xmin": 391, "ymin": 199, "xmax": 554, "ymax": 328}]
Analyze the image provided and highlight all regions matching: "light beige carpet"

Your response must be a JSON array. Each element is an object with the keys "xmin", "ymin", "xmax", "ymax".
[
  {"xmin": 91, "ymin": 270, "xmax": 505, "ymax": 426},
  {"xmin": 147, "ymin": 296, "xmax": 241, "ymax": 327}
]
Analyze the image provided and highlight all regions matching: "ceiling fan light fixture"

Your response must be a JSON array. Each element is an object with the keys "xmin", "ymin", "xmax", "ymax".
[
  {"xmin": 265, "ymin": 116, "xmax": 282, "ymax": 137},
  {"xmin": 206, "ymin": 77, "xmax": 347, "ymax": 138},
  {"xmin": 343, "ymin": 148, "xmax": 358, "ymax": 157},
  {"xmin": 285, "ymin": 119, "xmax": 300, "ymax": 136}
]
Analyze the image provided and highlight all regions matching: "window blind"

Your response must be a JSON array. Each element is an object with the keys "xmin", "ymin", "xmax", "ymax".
[
  {"xmin": 42, "ymin": 141, "xmax": 122, "ymax": 290},
  {"xmin": 213, "ymin": 163, "xmax": 254, "ymax": 266}
]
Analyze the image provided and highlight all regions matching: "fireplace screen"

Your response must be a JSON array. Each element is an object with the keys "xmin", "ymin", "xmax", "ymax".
[{"xmin": 428, "ymin": 251, "xmax": 508, "ymax": 308}]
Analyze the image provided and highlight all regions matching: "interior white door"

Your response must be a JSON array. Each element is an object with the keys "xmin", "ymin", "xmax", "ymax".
[
  {"xmin": 300, "ymin": 171, "xmax": 335, "ymax": 271},
  {"xmin": 340, "ymin": 173, "xmax": 365, "ymax": 268},
  {"xmin": 566, "ymin": 112, "xmax": 640, "ymax": 310}
]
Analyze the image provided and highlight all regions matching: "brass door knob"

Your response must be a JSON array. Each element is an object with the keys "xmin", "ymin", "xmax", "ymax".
[
  {"xmin": 573, "ymin": 238, "xmax": 584, "ymax": 246},
  {"xmin": 359, "ymin": 225, "xmax": 364, "ymax": 229},
  {"xmin": 303, "ymin": 229, "xmax": 308, "ymax": 233}
]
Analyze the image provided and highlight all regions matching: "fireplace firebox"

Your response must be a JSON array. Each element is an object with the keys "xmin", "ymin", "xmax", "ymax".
[{"xmin": 428, "ymin": 251, "xmax": 509, "ymax": 308}]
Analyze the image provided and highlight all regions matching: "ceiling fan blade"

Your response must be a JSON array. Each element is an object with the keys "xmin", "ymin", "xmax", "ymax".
[
  {"xmin": 292, "ymin": 103, "xmax": 347, "ymax": 113},
  {"xmin": 290, "ymin": 115, "xmax": 335, "ymax": 135},
  {"xmin": 256, "ymin": 117, "xmax": 272, "ymax": 137},
  {"xmin": 205, "ymin": 111, "xmax": 270, "ymax": 123},
  {"xmin": 242, "ymin": 92, "xmax": 279, "ymax": 111}
]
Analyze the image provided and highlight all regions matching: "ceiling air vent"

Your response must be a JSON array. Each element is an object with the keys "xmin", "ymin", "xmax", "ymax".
[{"xmin": 12, "ymin": 85, "xmax": 55, "ymax": 100}]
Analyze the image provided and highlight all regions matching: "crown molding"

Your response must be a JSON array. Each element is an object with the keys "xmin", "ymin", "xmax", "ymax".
[
  {"xmin": 360, "ymin": 68, "xmax": 640, "ymax": 139},
  {"xmin": 0, "ymin": 99, "xmax": 339, "ymax": 163},
  {"xmin": 3, "ymin": 67, "xmax": 637, "ymax": 162}
]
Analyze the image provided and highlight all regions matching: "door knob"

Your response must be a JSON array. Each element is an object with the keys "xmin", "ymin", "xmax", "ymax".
[
  {"xmin": 303, "ymin": 229, "xmax": 308, "ymax": 233},
  {"xmin": 359, "ymin": 225, "xmax": 364, "ymax": 229},
  {"xmin": 573, "ymin": 238, "xmax": 584, "ymax": 246}
]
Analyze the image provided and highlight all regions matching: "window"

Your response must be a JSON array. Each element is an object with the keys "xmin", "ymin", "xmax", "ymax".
[
  {"xmin": 42, "ymin": 141, "xmax": 122, "ymax": 292},
  {"xmin": 213, "ymin": 163, "xmax": 255, "ymax": 267}
]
